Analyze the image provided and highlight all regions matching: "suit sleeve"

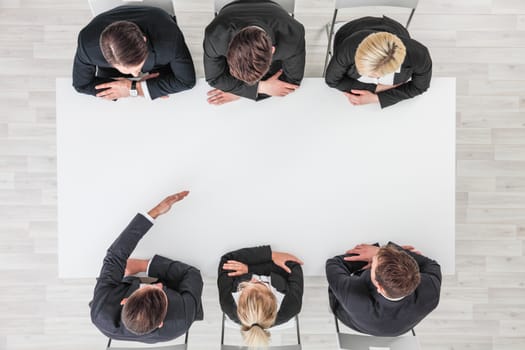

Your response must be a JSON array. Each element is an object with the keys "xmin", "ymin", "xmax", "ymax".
[
  {"xmin": 203, "ymin": 28, "xmax": 259, "ymax": 100},
  {"xmin": 324, "ymin": 44, "xmax": 377, "ymax": 93},
  {"xmin": 280, "ymin": 26, "xmax": 306, "ymax": 86},
  {"xmin": 325, "ymin": 255, "xmax": 369, "ymax": 313},
  {"xmin": 275, "ymin": 261, "xmax": 303, "ymax": 324},
  {"xmin": 72, "ymin": 34, "xmax": 114, "ymax": 96},
  {"xmin": 377, "ymin": 44, "xmax": 432, "ymax": 108},
  {"xmin": 148, "ymin": 255, "xmax": 204, "ymax": 322},
  {"xmin": 145, "ymin": 29, "xmax": 196, "ymax": 99},
  {"xmin": 91, "ymin": 214, "xmax": 153, "ymax": 317},
  {"xmin": 217, "ymin": 246, "xmax": 273, "ymax": 322}
]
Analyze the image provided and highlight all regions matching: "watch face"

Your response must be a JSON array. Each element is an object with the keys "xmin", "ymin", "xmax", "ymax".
[{"xmin": 130, "ymin": 89, "xmax": 138, "ymax": 97}]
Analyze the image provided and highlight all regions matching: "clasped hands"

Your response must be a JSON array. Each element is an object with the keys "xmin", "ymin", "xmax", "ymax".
[
  {"xmin": 223, "ymin": 251, "xmax": 304, "ymax": 277},
  {"xmin": 343, "ymin": 83, "xmax": 402, "ymax": 106}
]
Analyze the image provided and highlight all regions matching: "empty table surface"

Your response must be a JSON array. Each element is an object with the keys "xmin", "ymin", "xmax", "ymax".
[{"xmin": 56, "ymin": 77, "xmax": 455, "ymax": 278}]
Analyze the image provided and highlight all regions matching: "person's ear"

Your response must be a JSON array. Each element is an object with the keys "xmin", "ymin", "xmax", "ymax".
[
  {"xmin": 158, "ymin": 321, "xmax": 164, "ymax": 328},
  {"xmin": 143, "ymin": 36, "xmax": 147, "ymax": 42},
  {"xmin": 120, "ymin": 298, "xmax": 128, "ymax": 306},
  {"xmin": 271, "ymin": 46, "xmax": 275, "ymax": 54}
]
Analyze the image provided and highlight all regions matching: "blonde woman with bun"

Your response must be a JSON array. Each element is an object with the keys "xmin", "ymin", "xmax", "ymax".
[
  {"xmin": 325, "ymin": 16, "xmax": 432, "ymax": 108},
  {"xmin": 218, "ymin": 246, "xmax": 304, "ymax": 347}
]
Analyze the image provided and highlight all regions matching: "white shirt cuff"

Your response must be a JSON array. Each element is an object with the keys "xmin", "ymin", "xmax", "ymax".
[
  {"xmin": 146, "ymin": 258, "xmax": 153, "ymax": 277},
  {"xmin": 141, "ymin": 80, "xmax": 152, "ymax": 101},
  {"xmin": 140, "ymin": 212, "xmax": 155, "ymax": 224}
]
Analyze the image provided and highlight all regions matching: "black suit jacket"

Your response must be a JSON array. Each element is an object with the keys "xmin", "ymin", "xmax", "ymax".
[
  {"xmin": 90, "ymin": 214, "xmax": 203, "ymax": 343},
  {"xmin": 217, "ymin": 245, "xmax": 303, "ymax": 325},
  {"xmin": 326, "ymin": 242, "xmax": 441, "ymax": 336},
  {"xmin": 73, "ymin": 5, "xmax": 196, "ymax": 100},
  {"xmin": 325, "ymin": 16, "xmax": 432, "ymax": 108},
  {"xmin": 204, "ymin": 0, "xmax": 305, "ymax": 100}
]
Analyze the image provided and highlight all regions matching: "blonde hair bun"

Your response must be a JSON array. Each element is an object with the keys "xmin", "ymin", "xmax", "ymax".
[{"xmin": 355, "ymin": 32, "xmax": 406, "ymax": 77}]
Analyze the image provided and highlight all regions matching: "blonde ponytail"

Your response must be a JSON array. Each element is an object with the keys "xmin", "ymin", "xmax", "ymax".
[{"xmin": 237, "ymin": 285, "xmax": 278, "ymax": 347}]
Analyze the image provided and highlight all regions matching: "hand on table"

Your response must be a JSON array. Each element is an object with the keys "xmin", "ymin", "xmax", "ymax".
[
  {"xmin": 207, "ymin": 89, "xmax": 240, "ymax": 105},
  {"xmin": 258, "ymin": 70, "xmax": 299, "ymax": 97},
  {"xmin": 222, "ymin": 260, "xmax": 249, "ymax": 277},
  {"xmin": 344, "ymin": 89, "xmax": 379, "ymax": 105},
  {"xmin": 343, "ymin": 244, "xmax": 380, "ymax": 269},
  {"xmin": 95, "ymin": 78, "xmax": 132, "ymax": 100},
  {"xmin": 375, "ymin": 83, "xmax": 402, "ymax": 93},
  {"xmin": 148, "ymin": 191, "xmax": 189, "ymax": 219},
  {"xmin": 271, "ymin": 251, "xmax": 304, "ymax": 273}
]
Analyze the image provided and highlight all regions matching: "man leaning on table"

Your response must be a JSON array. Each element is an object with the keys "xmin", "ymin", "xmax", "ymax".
[
  {"xmin": 326, "ymin": 242, "xmax": 441, "ymax": 336},
  {"xmin": 204, "ymin": 0, "xmax": 305, "ymax": 105},
  {"xmin": 90, "ymin": 191, "xmax": 203, "ymax": 343},
  {"xmin": 73, "ymin": 5, "xmax": 196, "ymax": 101}
]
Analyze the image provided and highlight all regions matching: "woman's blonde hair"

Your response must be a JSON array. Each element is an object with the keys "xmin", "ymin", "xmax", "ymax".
[
  {"xmin": 355, "ymin": 32, "xmax": 406, "ymax": 77},
  {"xmin": 237, "ymin": 283, "xmax": 278, "ymax": 347}
]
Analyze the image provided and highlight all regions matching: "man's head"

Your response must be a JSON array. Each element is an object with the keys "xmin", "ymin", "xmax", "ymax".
[
  {"xmin": 100, "ymin": 20, "xmax": 148, "ymax": 77},
  {"xmin": 121, "ymin": 284, "xmax": 168, "ymax": 335},
  {"xmin": 355, "ymin": 32, "xmax": 406, "ymax": 78},
  {"xmin": 371, "ymin": 246, "xmax": 420, "ymax": 299},
  {"xmin": 227, "ymin": 27, "xmax": 273, "ymax": 85}
]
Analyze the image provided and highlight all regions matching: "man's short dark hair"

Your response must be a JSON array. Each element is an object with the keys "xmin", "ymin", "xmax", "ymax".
[
  {"xmin": 227, "ymin": 27, "xmax": 273, "ymax": 85},
  {"xmin": 375, "ymin": 246, "xmax": 421, "ymax": 299},
  {"xmin": 100, "ymin": 20, "xmax": 148, "ymax": 67},
  {"xmin": 121, "ymin": 288, "xmax": 168, "ymax": 335}
]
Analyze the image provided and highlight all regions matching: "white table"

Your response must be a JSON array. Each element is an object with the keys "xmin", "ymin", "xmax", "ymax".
[{"xmin": 56, "ymin": 77, "xmax": 455, "ymax": 278}]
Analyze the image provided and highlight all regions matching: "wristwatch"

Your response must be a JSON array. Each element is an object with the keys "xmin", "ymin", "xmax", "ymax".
[{"xmin": 129, "ymin": 80, "xmax": 138, "ymax": 97}]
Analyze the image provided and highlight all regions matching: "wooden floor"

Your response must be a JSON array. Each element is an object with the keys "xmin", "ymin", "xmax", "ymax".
[{"xmin": 1, "ymin": 0, "xmax": 525, "ymax": 349}]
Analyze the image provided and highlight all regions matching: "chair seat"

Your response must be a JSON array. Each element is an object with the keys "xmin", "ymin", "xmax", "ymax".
[{"xmin": 337, "ymin": 333, "xmax": 420, "ymax": 350}]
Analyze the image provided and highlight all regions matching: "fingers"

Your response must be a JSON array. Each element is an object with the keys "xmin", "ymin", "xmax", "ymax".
[
  {"xmin": 350, "ymin": 89, "xmax": 367, "ymax": 95},
  {"xmin": 142, "ymin": 72, "xmax": 160, "ymax": 81},
  {"xmin": 271, "ymin": 69, "xmax": 283, "ymax": 80},
  {"xmin": 166, "ymin": 191, "xmax": 189, "ymax": 203},
  {"xmin": 278, "ymin": 262, "xmax": 292, "ymax": 274},
  {"xmin": 207, "ymin": 90, "xmax": 239, "ymax": 105},
  {"xmin": 207, "ymin": 90, "xmax": 227, "ymax": 105},
  {"xmin": 95, "ymin": 83, "xmax": 112, "ymax": 90},
  {"xmin": 344, "ymin": 255, "xmax": 363, "ymax": 261},
  {"xmin": 288, "ymin": 254, "xmax": 304, "ymax": 265},
  {"xmin": 207, "ymin": 89, "xmax": 221, "ymax": 96},
  {"xmin": 160, "ymin": 95, "xmax": 169, "ymax": 99},
  {"xmin": 401, "ymin": 245, "xmax": 415, "ymax": 250},
  {"xmin": 223, "ymin": 260, "xmax": 247, "ymax": 276}
]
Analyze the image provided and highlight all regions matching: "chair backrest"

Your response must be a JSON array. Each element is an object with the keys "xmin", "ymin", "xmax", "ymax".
[
  {"xmin": 335, "ymin": 0, "xmax": 419, "ymax": 10},
  {"xmin": 106, "ymin": 330, "xmax": 188, "ymax": 350},
  {"xmin": 88, "ymin": 0, "xmax": 176, "ymax": 17},
  {"xmin": 337, "ymin": 333, "xmax": 421, "ymax": 350},
  {"xmin": 221, "ymin": 313, "xmax": 301, "ymax": 349},
  {"xmin": 221, "ymin": 346, "xmax": 301, "ymax": 350},
  {"xmin": 214, "ymin": 0, "xmax": 295, "ymax": 16},
  {"xmin": 334, "ymin": 317, "xmax": 420, "ymax": 350}
]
